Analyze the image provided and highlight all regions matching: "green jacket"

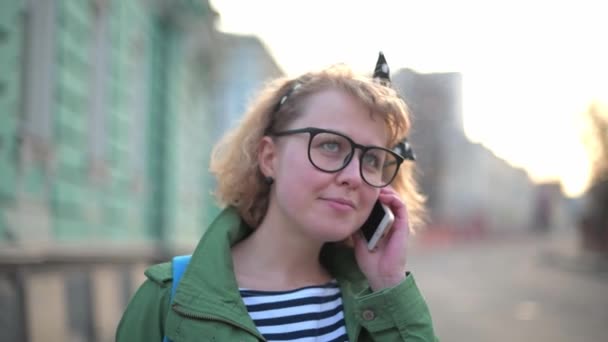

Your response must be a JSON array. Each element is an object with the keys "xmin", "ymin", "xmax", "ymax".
[{"xmin": 116, "ymin": 207, "xmax": 438, "ymax": 341}]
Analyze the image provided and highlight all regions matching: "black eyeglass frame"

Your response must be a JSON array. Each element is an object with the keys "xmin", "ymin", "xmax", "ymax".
[{"xmin": 270, "ymin": 127, "xmax": 406, "ymax": 188}]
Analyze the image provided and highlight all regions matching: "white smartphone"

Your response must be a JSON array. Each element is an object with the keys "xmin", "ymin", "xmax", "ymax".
[{"xmin": 360, "ymin": 200, "xmax": 395, "ymax": 251}]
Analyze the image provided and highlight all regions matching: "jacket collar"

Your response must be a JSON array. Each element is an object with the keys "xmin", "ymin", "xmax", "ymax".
[{"xmin": 172, "ymin": 207, "xmax": 368, "ymax": 339}]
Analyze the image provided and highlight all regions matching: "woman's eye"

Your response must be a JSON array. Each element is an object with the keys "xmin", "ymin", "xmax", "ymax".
[
  {"xmin": 321, "ymin": 141, "xmax": 340, "ymax": 152},
  {"xmin": 362, "ymin": 154, "xmax": 379, "ymax": 168}
]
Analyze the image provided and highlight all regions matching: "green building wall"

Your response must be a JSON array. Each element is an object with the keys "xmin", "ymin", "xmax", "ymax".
[
  {"xmin": 0, "ymin": 2, "xmax": 277, "ymax": 340},
  {"xmin": 0, "ymin": 1, "xmax": 23, "ymax": 238},
  {"xmin": 0, "ymin": 0, "xmax": 217, "ymax": 247}
]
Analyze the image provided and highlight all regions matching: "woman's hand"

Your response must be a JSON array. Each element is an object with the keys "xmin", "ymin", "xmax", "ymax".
[{"xmin": 352, "ymin": 187, "xmax": 410, "ymax": 291}]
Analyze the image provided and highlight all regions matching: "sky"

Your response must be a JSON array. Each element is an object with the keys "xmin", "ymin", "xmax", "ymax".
[{"xmin": 209, "ymin": 0, "xmax": 608, "ymax": 197}]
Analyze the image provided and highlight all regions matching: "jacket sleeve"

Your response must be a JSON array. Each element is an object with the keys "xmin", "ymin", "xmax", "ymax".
[
  {"xmin": 353, "ymin": 273, "xmax": 439, "ymax": 341},
  {"xmin": 115, "ymin": 278, "xmax": 171, "ymax": 342}
]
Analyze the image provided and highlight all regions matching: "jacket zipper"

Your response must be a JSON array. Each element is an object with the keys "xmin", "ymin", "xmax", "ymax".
[{"xmin": 172, "ymin": 304, "xmax": 266, "ymax": 341}]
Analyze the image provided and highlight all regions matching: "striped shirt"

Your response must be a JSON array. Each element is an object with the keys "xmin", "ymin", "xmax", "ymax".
[{"xmin": 239, "ymin": 281, "xmax": 349, "ymax": 342}]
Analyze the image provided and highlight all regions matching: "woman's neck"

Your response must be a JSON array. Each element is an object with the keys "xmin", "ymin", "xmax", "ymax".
[{"xmin": 231, "ymin": 205, "xmax": 332, "ymax": 291}]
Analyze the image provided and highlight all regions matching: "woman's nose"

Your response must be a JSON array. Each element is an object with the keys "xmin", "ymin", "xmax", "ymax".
[{"xmin": 336, "ymin": 153, "xmax": 363, "ymax": 187}]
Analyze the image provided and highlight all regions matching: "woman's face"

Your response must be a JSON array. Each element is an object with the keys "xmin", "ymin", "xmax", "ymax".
[{"xmin": 269, "ymin": 88, "xmax": 388, "ymax": 243}]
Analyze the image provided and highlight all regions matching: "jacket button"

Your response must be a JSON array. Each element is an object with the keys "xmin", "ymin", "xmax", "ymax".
[{"xmin": 362, "ymin": 309, "xmax": 375, "ymax": 321}]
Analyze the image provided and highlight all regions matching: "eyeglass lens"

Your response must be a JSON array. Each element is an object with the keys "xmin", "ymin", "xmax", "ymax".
[{"xmin": 308, "ymin": 132, "xmax": 399, "ymax": 187}]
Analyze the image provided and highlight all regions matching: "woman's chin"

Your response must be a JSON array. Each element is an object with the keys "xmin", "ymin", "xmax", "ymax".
[
  {"xmin": 314, "ymin": 228, "xmax": 357, "ymax": 245},
  {"xmin": 300, "ymin": 218, "xmax": 359, "ymax": 245},
  {"xmin": 339, "ymin": 235, "xmax": 356, "ymax": 248}
]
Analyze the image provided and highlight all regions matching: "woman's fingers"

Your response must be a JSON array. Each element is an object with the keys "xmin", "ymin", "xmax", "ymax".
[
  {"xmin": 377, "ymin": 192, "xmax": 410, "ymax": 249},
  {"xmin": 378, "ymin": 193, "xmax": 408, "ymax": 227}
]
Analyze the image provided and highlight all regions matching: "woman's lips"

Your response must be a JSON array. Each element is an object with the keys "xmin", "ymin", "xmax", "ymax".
[{"xmin": 320, "ymin": 197, "xmax": 356, "ymax": 211}]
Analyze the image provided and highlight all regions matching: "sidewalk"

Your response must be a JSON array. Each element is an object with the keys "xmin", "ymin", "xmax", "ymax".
[
  {"xmin": 410, "ymin": 226, "xmax": 608, "ymax": 342},
  {"xmin": 540, "ymin": 228, "xmax": 608, "ymax": 276},
  {"xmin": 410, "ymin": 226, "xmax": 608, "ymax": 276}
]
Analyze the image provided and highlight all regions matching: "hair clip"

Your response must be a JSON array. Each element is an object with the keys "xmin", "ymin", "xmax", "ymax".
[
  {"xmin": 274, "ymin": 83, "xmax": 301, "ymax": 113},
  {"xmin": 373, "ymin": 52, "xmax": 391, "ymax": 84},
  {"xmin": 393, "ymin": 138, "xmax": 416, "ymax": 161}
]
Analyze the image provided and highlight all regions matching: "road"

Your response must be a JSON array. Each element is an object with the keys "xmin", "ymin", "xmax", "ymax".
[{"xmin": 408, "ymin": 230, "xmax": 608, "ymax": 342}]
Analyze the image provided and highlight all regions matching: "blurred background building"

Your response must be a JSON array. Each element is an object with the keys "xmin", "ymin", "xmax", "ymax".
[
  {"xmin": 393, "ymin": 69, "xmax": 572, "ymax": 238},
  {"xmin": 0, "ymin": 1, "xmax": 280, "ymax": 341}
]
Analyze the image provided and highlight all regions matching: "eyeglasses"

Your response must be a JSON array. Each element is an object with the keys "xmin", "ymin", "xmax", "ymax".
[{"xmin": 271, "ymin": 127, "xmax": 406, "ymax": 187}]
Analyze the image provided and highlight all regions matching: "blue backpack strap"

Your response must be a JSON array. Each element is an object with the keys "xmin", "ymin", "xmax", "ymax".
[
  {"xmin": 170, "ymin": 255, "xmax": 192, "ymax": 300},
  {"xmin": 163, "ymin": 255, "xmax": 192, "ymax": 342}
]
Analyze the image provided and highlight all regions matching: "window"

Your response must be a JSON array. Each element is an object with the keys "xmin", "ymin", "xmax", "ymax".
[
  {"xmin": 127, "ymin": 34, "xmax": 148, "ymax": 192},
  {"xmin": 88, "ymin": 0, "xmax": 110, "ymax": 180},
  {"xmin": 20, "ymin": 0, "xmax": 57, "ymax": 164}
]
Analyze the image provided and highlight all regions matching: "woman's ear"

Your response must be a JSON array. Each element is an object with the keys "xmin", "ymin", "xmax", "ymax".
[{"xmin": 258, "ymin": 136, "xmax": 276, "ymax": 179}]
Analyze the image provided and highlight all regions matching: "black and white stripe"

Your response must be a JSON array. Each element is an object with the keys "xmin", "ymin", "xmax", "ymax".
[{"xmin": 240, "ymin": 281, "xmax": 349, "ymax": 342}]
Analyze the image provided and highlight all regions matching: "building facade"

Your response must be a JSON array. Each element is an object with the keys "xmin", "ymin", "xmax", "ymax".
[
  {"xmin": 393, "ymin": 68, "xmax": 538, "ymax": 235},
  {"xmin": 0, "ymin": 1, "xmax": 282, "ymax": 341}
]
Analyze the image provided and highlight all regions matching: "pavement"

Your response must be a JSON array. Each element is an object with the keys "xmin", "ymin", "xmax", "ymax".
[{"xmin": 407, "ymin": 228, "xmax": 608, "ymax": 342}]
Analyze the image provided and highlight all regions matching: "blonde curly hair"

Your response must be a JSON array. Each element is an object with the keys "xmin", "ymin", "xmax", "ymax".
[{"xmin": 210, "ymin": 65, "xmax": 426, "ymax": 231}]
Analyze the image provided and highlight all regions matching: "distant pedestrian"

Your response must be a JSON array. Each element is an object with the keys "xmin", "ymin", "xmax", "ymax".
[{"xmin": 534, "ymin": 190, "xmax": 552, "ymax": 232}]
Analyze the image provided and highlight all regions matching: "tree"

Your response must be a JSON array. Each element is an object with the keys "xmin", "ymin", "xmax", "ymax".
[
  {"xmin": 585, "ymin": 103, "xmax": 608, "ymax": 183},
  {"xmin": 579, "ymin": 102, "xmax": 608, "ymax": 252}
]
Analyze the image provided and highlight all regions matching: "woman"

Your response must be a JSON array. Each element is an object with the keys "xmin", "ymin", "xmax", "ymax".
[{"xmin": 116, "ymin": 53, "xmax": 438, "ymax": 341}]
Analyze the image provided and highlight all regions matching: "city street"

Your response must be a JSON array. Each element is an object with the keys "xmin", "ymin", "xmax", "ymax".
[{"xmin": 409, "ymin": 230, "xmax": 608, "ymax": 342}]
